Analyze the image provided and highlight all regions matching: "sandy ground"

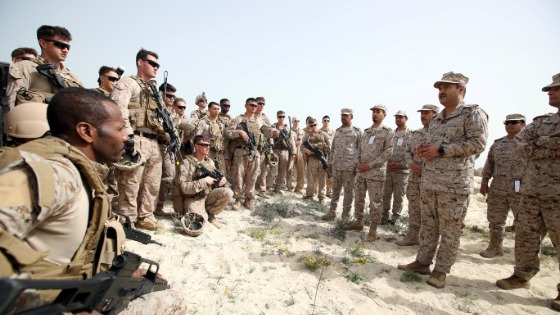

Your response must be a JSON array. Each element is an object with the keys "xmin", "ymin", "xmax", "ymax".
[{"xmin": 123, "ymin": 177, "xmax": 559, "ymax": 315}]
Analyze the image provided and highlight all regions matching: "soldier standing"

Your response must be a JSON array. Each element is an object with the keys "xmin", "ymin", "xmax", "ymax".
[
  {"xmin": 287, "ymin": 116, "xmax": 305, "ymax": 194},
  {"xmin": 218, "ymin": 98, "xmax": 233, "ymax": 181},
  {"xmin": 395, "ymin": 104, "xmax": 439, "ymax": 246},
  {"xmin": 111, "ymin": 48, "xmax": 165, "ymax": 230},
  {"xmin": 496, "ymin": 74, "xmax": 560, "ymax": 312},
  {"xmin": 320, "ymin": 115, "xmax": 335, "ymax": 197},
  {"xmin": 226, "ymin": 98, "xmax": 278, "ymax": 210},
  {"xmin": 345, "ymin": 105, "xmax": 394, "ymax": 241},
  {"xmin": 195, "ymin": 102, "xmax": 227, "ymax": 175},
  {"xmin": 398, "ymin": 71, "xmax": 488, "ymax": 289},
  {"xmin": 322, "ymin": 108, "xmax": 361, "ymax": 221},
  {"xmin": 382, "ymin": 110, "xmax": 412, "ymax": 224},
  {"xmin": 268, "ymin": 111, "xmax": 296, "ymax": 194},
  {"xmin": 255, "ymin": 97, "xmax": 272, "ymax": 198},
  {"xmin": 92, "ymin": 66, "xmax": 118, "ymax": 96},
  {"xmin": 302, "ymin": 118, "xmax": 331, "ymax": 204},
  {"xmin": 479, "ymin": 114, "xmax": 527, "ymax": 257},
  {"xmin": 7, "ymin": 25, "xmax": 83, "ymax": 107}
]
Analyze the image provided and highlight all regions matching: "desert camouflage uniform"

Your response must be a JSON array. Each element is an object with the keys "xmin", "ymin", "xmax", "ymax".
[
  {"xmin": 287, "ymin": 127, "xmax": 305, "ymax": 191},
  {"xmin": 226, "ymin": 115, "xmax": 273, "ymax": 203},
  {"xmin": 511, "ymin": 113, "xmax": 560, "ymax": 281},
  {"xmin": 7, "ymin": 57, "xmax": 83, "ymax": 108},
  {"xmin": 91, "ymin": 87, "xmax": 110, "ymax": 97},
  {"xmin": 190, "ymin": 108, "xmax": 208, "ymax": 120},
  {"xmin": 155, "ymin": 107, "xmax": 181, "ymax": 214},
  {"xmin": 402, "ymin": 127, "xmax": 428, "ymax": 240},
  {"xmin": 481, "ymin": 136, "xmax": 526, "ymax": 245},
  {"xmin": 354, "ymin": 125, "xmax": 394, "ymax": 223},
  {"xmin": 218, "ymin": 112, "xmax": 234, "ymax": 182},
  {"xmin": 321, "ymin": 126, "xmax": 335, "ymax": 196},
  {"xmin": 267, "ymin": 123, "xmax": 296, "ymax": 191},
  {"xmin": 417, "ymin": 103, "xmax": 488, "ymax": 274},
  {"xmin": 255, "ymin": 113, "xmax": 272, "ymax": 192},
  {"xmin": 382, "ymin": 127, "xmax": 412, "ymax": 220},
  {"xmin": 195, "ymin": 117, "xmax": 227, "ymax": 175},
  {"xmin": 328, "ymin": 125, "xmax": 362, "ymax": 217},
  {"xmin": 302, "ymin": 130, "xmax": 331, "ymax": 200}
]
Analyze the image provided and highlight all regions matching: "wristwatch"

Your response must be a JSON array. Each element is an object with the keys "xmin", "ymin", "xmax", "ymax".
[{"xmin": 438, "ymin": 145, "xmax": 445, "ymax": 157}]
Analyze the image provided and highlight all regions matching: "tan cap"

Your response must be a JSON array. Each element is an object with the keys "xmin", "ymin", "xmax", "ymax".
[
  {"xmin": 504, "ymin": 114, "xmax": 526, "ymax": 122},
  {"xmin": 542, "ymin": 73, "xmax": 560, "ymax": 92},
  {"xmin": 417, "ymin": 104, "xmax": 440, "ymax": 113},
  {"xmin": 4, "ymin": 102, "xmax": 49, "ymax": 138},
  {"xmin": 394, "ymin": 110, "xmax": 407, "ymax": 117},
  {"xmin": 370, "ymin": 104, "xmax": 387, "ymax": 113},
  {"xmin": 341, "ymin": 108, "xmax": 353, "ymax": 115},
  {"xmin": 434, "ymin": 71, "xmax": 469, "ymax": 88}
]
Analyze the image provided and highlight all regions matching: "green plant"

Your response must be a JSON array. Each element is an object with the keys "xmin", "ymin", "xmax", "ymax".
[
  {"xmin": 344, "ymin": 271, "xmax": 365, "ymax": 284},
  {"xmin": 541, "ymin": 244, "xmax": 556, "ymax": 256},
  {"xmin": 327, "ymin": 221, "xmax": 347, "ymax": 241},
  {"xmin": 400, "ymin": 271, "xmax": 423, "ymax": 283},
  {"xmin": 299, "ymin": 256, "xmax": 332, "ymax": 271}
]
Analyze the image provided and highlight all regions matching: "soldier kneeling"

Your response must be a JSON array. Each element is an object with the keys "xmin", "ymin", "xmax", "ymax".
[{"xmin": 173, "ymin": 135, "xmax": 233, "ymax": 236}]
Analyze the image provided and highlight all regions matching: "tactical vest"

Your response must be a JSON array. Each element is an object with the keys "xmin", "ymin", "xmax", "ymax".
[
  {"xmin": 127, "ymin": 76, "xmax": 164, "ymax": 133},
  {"xmin": 0, "ymin": 138, "xmax": 122, "ymax": 300},
  {"xmin": 235, "ymin": 117, "xmax": 262, "ymax": 148},
  {"xmin": 204, "ymin": 118, "xmax": 225, "ymax": 152},
  {"xmin": 308, "ymin": 132, "xmax": 328, "ymax": 157}
]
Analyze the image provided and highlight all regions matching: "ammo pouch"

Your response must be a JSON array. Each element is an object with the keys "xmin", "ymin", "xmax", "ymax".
[{"xmin": 16, "ymin": 88, "xmax": 53, "ymax": 105}]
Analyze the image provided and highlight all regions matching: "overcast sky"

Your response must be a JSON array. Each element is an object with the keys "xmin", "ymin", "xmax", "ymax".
[{"xmin": 2, "ymin": 0, "xmax": 559, "ymax": 167}]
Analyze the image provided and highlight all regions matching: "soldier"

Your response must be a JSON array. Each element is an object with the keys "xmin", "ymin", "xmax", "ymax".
[
  {"xmin": 322, "ymin": 108, "xmax": 361, "ymax": 221},
  {"xmin": 173, "ymin": 97, "xmax": 188, "ymax": 118},
  {"xmin": 218, "ymin": 98, "xmax": 232, "ymax": 126},
  {"xmin": 267, "ymin": 111, "xmax": 296, "ymax": 194},
  {"xmin": 92, "ymin": 66, "xmax": 119, "ymax": 96},
  {"xmin": 302, "ymin": 117, "xmax": 331, "ymax": 204},
  {"xmin": 191, "ymin": 92, "xmax": 208, "ymax": 120},
  {"xmin": 321, "ymin": 115, "xmax": 335, "ymax": 197},
  {"xmin": 255, "ymin": 96, "xmax": 273, "ymax": 198},
  {"xmin": 195, "ymin": 102, "xmax": 227, "ymax": 175},
  {"xmin": 395, "ymin": 104, "xmax": 439, "ymax": 246},
  {"xmin": 345, "ymin": 105, "xmax": 394, "ymax": 241},
  {"xmin": 7, "ymin": 25, "xmax": 83, "ymax": 108},
  {"xmin": 226, "ymin": 98, "xmax": 278, "ymax": 210},
  {"xmin": 173, "ymin": 135, "xmax": 233, "ymax": 236},
  {"xmin": 11, "ymin": 47, "xmax": 38, "ymax": 63},
  {"xmin": 287, "ymin": 116, "xmax": 305, "ymax": 194},
  {"xmin": 496, "ymin": 74, "xmax": 560, "ymax": 311},
  {"xmin": 219, "ymin": 98, "xmax": 233, "ymax": 180},
  {"xmin": 398, "ymin": 71, "xmax": 488, "ymax": 289},
  {"xmin": 382, "ymin": 110, "xmax": 412, "ymax": 224},
  {"xmin": 479, "ymin": 114, "xmax": 527, "ymax": 257},
  {"xmin": 111, "ymin": 48, "xmax": 165, "ymax": 230}
]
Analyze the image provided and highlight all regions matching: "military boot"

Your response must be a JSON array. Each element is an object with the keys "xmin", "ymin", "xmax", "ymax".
[
  {"xmin": 345, "ymin": 220, "xmax": 364, "ymax": 231},
  {"xmin": 496, "ymin": 275, "xmax": 531, "ymax": 290},
  {"xmin": 256, "ymin": 190, "xmax": 270, "ymax": 199},
  {"xmin": 136, "ymin": 217, "xmax": 160, "ymax": 231},
  {"xmin": 427, "ymin": 270, "xmax": 446, "ymax": 289},
  {"xmin": 321, "ymin": 210, "xmax": 337, "ymax": 221},
  {"xmin": 232, "ymin": 199, "xmax": 241, "ymax": 210},
  {"xmin": 397, "ymin": 260, "xmax": 431, "ymax": 275},
  {"xmin": 479, "ymin": 235, "xmax": 504, "ymax": 258},
  {"xmin": 395, "ymin": 232, "xmax": 419, "ymax": 246},
  {"xmin": 367, "ymin": 222, "xmax": 377, "ymax": 242},
  {"xmin": 243, "ymin": 198, "xmax": 255, "ymax": 211}
]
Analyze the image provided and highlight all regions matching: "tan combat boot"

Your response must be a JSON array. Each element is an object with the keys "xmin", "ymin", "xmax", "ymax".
[
  {"xmin": 136, "ymin": 217, "xmax": 159, "ymax": 231},
  {"xmin": 479, "ymin": 236, "xmax": 504, "ymax": 258},
  {"xmin": 256, "ymin": 191, "xmax": 270, "ymax": 199},
  {"xmin": 496, "ymin": 275, "xmax": 530, "ymax": 290},
  {"xmin": 345, "ymin": 220, "xmax": 364, "ymax": 231},
  {"xmin": 243, "ymin": 199, "xmax": 255, "ymax": 211},
  {"xmin": 397, "ymin": 260, "xmax": 431, "ymax": 275},
  {"xmin": 427, "ymin": 270, "xmax": 446, "ymax": 289},
  {"xmin": 321, "ymin": 210, "xmax": 336, "ymax": 221},
  {"xmin": 232, "ymin": 199, "xmax": 241, "ymax": 210},
  {"xmin": 367, "ymin": 222, "xmax": 378, "ymax": 242},
  {"xmin": 395, "ymin": 234, "xmax": 419, "ymax": 246}
]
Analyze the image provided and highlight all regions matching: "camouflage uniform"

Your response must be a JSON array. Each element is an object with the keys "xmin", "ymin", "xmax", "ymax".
[
  {"xmin": 511, "ymin": 113, "xmax": 560, "ymax": 282},
  {"xmin": 7, "ymin": 57, "xmax": 83, "ymax": 108},
  {"xmin": 255, "ymin": 113, "xmax": 271, "ymax": 193},
  {"xmin": 321, "ymin": 126, "xmax": 335, "ymax": 196},
  {"xmin": 287, "ymin": 127, "xmax": 305, "ymax": 192},
  {"xmin": 417, "ymin": 102, "xmax": 488, "ymax": 274},
  {"xmin": 382, "ymin": 127, "xmax": 412, "ymax": 221},
  {"xmin": 267, "ymin": 123, "xmax": 296, "ymax": 192},
  {"xmin": 91, "ymin": 87, "xmax": 110, "ymax": 97},
  {"xmin": 481, "ymin": 134, "xmax": 526, "ymax": 253},
  {"xmin": 155, "ymin": 108, "xmax": 181, "ymax": 214},
  {"xmin": 195, "ymin": 117, "xmax": 227, "ymax": 175},
  {"xmin": 302, "ymin": 130, "xmax": 331, "ymax": 201},
  {"xmin": 353, "ymin": 125, "xmax": 394, "ymax": 224},
  {"xmin": 190, "ymin": 108, "xmax": 208, "ymax": 120},
  {"xmin": 328, "ymin": 125, "xmax": 362, "ymax": 218}
]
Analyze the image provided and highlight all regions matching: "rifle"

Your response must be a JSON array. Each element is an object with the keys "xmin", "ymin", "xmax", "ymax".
[
  {"xmin": 239, "ymin": 121, "xmax": 257, "ymax": 158},
  {"xmin": 194, "ymin": 162, "xmax": 226, "ymax": 189},
  {"xmin": 36, "ymin": 64, "xmax": 66, "ymax": 89},
  {"xmin": 303, "ymin": 140, "xmax": 332, "ymax": 178},
  {"xmin": 0, "ymin": 62, "xmax": 9, "ymax": 147},
  {"xmin": 0, "ymin": 251, "xmax": 169, "ymax": 315},
  {"xmin": 147, "ymin": 79, "xmax": 180, "ymax": 160},
  {"xmin": 113, "ymin": 211, "xmax": 163, "ymax": 246}
]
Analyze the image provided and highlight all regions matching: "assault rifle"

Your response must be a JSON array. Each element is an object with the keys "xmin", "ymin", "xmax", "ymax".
[
  {"xmin": 147, "ymin": 79, "xmax": 180, "ymax": 160},
  {"xmin": 239, "ymin": 121, "xmax": 257, "ymax": 158},
  {"xmin": 0, "ymin": 251, "xmax": 169, "ymax": 315},
  {"xmin": 113, "ymin": 211, "xmax": 163, "ymax": 246},
  {"xmin": 36, "ymin": 64, "xmax": 66, "ymax": 89},
  {"xmin": 303, "ymin": 140, "xmax": 332, "ymax": 178},
  {"xmin": 0, "ymin": 62, "xmax": 9, "ymax": 147},
  {"xmin": 195, "ymin": 163, "xmax": 226, "ymax": 189}
]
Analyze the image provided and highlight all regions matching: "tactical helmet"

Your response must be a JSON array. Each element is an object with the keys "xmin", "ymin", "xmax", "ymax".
[
  {"xmin": 4, "ymin": 102, "xmax": 49, "ymax": 139},
  {"xmin": 180, "ymin": 212, "xmax": 206, "ymax": 237},
  {"xmin": 265, "ymin": 150, "xmax": 279, "ymax": 167},
  {"xmin": 113, "ymin": 149, "xmax": 145, "ymax": 171}
]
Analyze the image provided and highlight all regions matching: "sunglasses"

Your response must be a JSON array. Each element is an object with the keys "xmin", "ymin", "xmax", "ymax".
[
  {"xmin": 142, "ymin": 58, "xmax": 160, "ymax": 69},
  {"xmin": 221, "ymin": 104, "xmax": 231, "ymax": 108},
  {"xmin": 165, "ymin": 94, "xmax": 176, "ymax": 99},
  {"xmin": 310, "ymin": 124, "xmax": 317, "ymax": 127},
  {"xmin": 323, "ymin": 120, "xmax": 330, "ymax": 122},
  {"xmin": 45, "ymin": 39, "xmax": 71, "ymax": 50},
  {"xmin": 248, "ymin": 104, "xmax": 258, "ymax": 108},
  {"xmin": 294, "ymin": 120, "xmax": 300, "ymax": 122},
  {"xmin": 278, "ymin": 116, "xmax": 286, "ymax": 118},
  {"xmin": 196, "ymin": 143, "xmax": 210, "ymax": 147},
  {"xmin": 198, "ymin": 99, "xmax": 207, "ymax": 103},
  {"xmin": 258, "ymin": 102, "xmax": 265, "ymax": 105},
  {"xmin": 17, "ymin": 56, "xmax": 34, "ymax": 61},
  {"xmin": 504, "ymin": 121, "xmax": 522, "ymax": 125},
  {"xmin": 176, "ymin": 105, "xmax": 186, "ymax": 110},
  {"xmin": 105, "ymin": 75, "xmax": 119, "ymax": 82}
]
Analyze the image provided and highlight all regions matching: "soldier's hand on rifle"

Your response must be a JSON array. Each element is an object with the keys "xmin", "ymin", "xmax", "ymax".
[
  {"xmin": 305, "ymin": 149, "xmax": 313, "ymax": 157},
  {"xmin": 158, "ymin": 132, "xmax": 171, "ymax": 144},
  {"xmin": 203, "ymin": 176, "xmax": 216, "ymax": 186},
  {"xmin": 218, "ymin": 177, "xmax": 228, "ymax": 187},
  {"xmin": 272, "ymin": 130, "xmax": 280, "ymax": 137},
  {"xmin": 239, "ymin": 130, "xmax": 249, "ymax": 142}
]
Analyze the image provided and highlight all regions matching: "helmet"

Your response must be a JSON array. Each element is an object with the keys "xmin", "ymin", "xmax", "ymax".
[
  {"xmin": 180, "ymin": 212, "xmax": 206, "ymax": 237},
  {"xmin": 113, "ymin": 149, "xmax": 145, "ymax": 171},
  {"xmin": 265, "ymin": 150, "xmax": 279, "ymax": 167},
  {"xmin": 4, "ymin": 102, "xmax": 49, "ymax": 139}
]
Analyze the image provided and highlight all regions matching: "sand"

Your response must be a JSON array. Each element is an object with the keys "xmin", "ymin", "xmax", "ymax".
[{"xmin": 123, "ymin": 176, "xmax": 559, "ymax": 315}]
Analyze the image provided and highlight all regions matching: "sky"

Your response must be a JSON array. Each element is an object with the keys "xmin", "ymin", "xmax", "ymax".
[{"xmin": 1, "ymin": 0, "xmax": 559, "ymax": 167}]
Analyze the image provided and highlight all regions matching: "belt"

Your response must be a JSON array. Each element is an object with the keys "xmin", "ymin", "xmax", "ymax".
[
  {"xmin": 134, "ymin": 130, "xmax": 157, "ymax": 139},
  {"xmin": 236, "ymin": 145, "xmax": 246, "ymax": 149}
]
